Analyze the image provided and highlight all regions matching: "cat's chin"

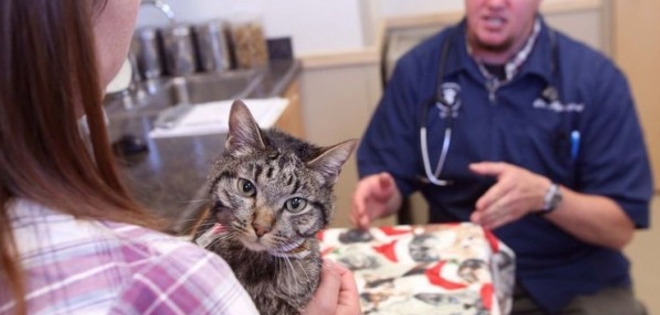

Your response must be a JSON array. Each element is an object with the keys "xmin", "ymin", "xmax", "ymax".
[{"xmin": 240, "ymin": 240, "xmax": 271, "ymax": 252}]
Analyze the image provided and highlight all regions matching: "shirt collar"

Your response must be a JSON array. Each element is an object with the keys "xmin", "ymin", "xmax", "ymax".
[
  {"xmin": 443, "ymin": 17, "xmax": 554, "ymax": 85},
  {"xmin": 468, "ymin": 18, "xmax": 541, "ymax": 82}
]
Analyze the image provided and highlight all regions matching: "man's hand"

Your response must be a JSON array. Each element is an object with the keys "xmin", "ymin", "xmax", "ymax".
[
  {"xmin": 469, "ymin": 162, "xmax": 551, "ymax": 230},
  {"xmin": 350, "ymin": 172, "xmax": 401, "ymax": 229}
]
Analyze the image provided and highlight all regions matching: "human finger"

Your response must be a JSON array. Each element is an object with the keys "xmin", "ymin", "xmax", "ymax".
[
  {"xmin": 351, "ymin": 173, "xmax": 394, "ymax": 229},
  {"xmin": 333, "ymin": 263, "xmax": 362, "ymax": 315},
  {"xmin": 302, "ymin": 260, "xmax": 341, "ymax": 315},
  {"xmin": 475, "ymin": 194, "xmax": 510, "ymax": 225},
  {"xmin": 350, "ymin": 197, "xmax": 371, "ymax": 230},
  {"xmin": 350, "ymin": 179, "xmax": 372, "ymax": 229},
  {"xmin": 469, "ymin": 162, "xmax": 508, "ymax": 177},
  {"xmin": 373, "ymin": 172, "xmax": 395, "ymax": 200},
  {"xmin": 470, "ymin": 163, "xmax": 511, "ymax": 210},
  {"xmin": 474, "ymin": 179, "xmax": 514, "ymax": 213},
  {"xmin": 480, "ymin": 214, "xmax": 514, "ymax": 230},
  {"xmin": 349, "ymin": 199, "xmax": 362, "ymax": 228},
  {"xmin": 480, "ymin": 208, "xmax": 517, "ymax": 230}
]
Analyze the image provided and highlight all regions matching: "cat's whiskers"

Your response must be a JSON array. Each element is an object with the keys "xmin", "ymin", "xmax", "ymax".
[
  {"xmin": 282, "ymin": 255, "xmax": 301, "ymax": 288},
  {"xmin": 205, "ymin": 232, "xmax": 233, "ymax": 250},
  {"xmin": 178, "ymin": 217, "xmax": 209, "ymax": 225},
  {"xmin": 240, "ymin": 246, "xmax": 253, "ymax": 264},
  {"xmin": 294, "ymin": 259, "xmax": 311, "ymax": 286},
  {"xmin": 275, "ymin": 258, "xmax": 291, "ymax": 288},
  {"xmin": 183, "ymin": 197, "xmax": 211, "ymax": 204},
  {"xmin": 174, "ymin": 221, "xmax": 207, "ymax": 237},
  {"xmin": 212, "ymin": 230, "xmax": 233, "ymax": 242},
  {"xmin": 181, "ymin": 202, "xmax": 211, "ymax": 213}
]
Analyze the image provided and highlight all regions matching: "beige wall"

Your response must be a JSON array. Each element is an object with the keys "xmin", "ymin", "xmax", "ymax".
[
  {"xmin": 613, "ymin": 0, "xmax": 660, "ymax": 192},
  {"xmin": 614, "ymin": 0, "xmax": 660, "ymax": 312}
]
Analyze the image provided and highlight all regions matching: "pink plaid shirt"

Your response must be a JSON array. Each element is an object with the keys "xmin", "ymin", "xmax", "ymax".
[{"xmin": 0, "ymin": 199, "xmax": 259, "ymax": 315}]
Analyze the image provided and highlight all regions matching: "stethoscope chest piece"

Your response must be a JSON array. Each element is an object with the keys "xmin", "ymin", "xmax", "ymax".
[{"xmin": 436, "ymin": 82, "xmax": 462, "ymax": 118}]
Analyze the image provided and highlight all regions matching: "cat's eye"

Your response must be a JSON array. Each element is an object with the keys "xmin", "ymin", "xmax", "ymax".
[
  {"xmin": 237, "ymin": 178, "xmax": 256, "ymax": 197},
  {"xmin": 285, "ymin": 197, "xmax": 307, "ymax": 213}
]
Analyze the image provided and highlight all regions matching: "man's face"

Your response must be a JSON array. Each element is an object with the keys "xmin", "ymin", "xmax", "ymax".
[{"xmin": 465, "ymin": 0, "xmax": 542, "ymax": 53}]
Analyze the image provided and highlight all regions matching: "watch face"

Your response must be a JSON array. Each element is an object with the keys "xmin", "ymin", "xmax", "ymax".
[
  {"xmin": 550, "ymin": 191, "xmax": 562, "ymax": 209},
  {"xmin": 543, "ymin": 184, "xmax": 562, "ymax": 213}
]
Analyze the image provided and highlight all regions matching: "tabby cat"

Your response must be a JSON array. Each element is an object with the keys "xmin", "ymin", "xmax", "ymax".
[{"xmin": 192, "ymin": 100, "xmax": 356, "ymax": 314}]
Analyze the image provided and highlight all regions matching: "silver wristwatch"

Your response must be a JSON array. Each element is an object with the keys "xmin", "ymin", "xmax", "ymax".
[{"xmin": 541, "ymin": 183, "xmax": 562, "ymax": 214}]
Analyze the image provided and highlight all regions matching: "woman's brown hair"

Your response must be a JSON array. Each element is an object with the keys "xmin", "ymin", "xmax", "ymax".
[{"xmin": 0, "ymin": 0, "xmax": 160, "ymax": 313}]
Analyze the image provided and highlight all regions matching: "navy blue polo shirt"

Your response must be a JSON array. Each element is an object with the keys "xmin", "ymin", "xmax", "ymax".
[{"xmin": 357, "ymin": 19, "xmax": 653, "ymax": 313}]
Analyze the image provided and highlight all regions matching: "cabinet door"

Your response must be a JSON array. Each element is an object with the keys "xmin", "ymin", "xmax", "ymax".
[
  {"xmin": 614, "ymin": 0, "xmax": 660, "ymax": 192},
  {"xmin": 275, "ymin": 79, "xmax": 305, "ymax": 139}
]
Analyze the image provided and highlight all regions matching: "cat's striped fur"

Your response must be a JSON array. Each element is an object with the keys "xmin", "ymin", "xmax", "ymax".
[{"xmin": 193, "ymin": 100, "xmax": 356, "ymax": 314}]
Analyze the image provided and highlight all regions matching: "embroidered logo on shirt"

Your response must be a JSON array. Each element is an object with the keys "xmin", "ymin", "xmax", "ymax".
[
  {"xmin": 436, "ymin": 82, "xmax": 462, "ymax": 118},
  {"xmin": 533, "ymin": 98, "xmax": 584, "ymax": 113}
]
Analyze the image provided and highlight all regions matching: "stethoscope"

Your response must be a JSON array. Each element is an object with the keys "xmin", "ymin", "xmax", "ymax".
[{"xmin": 420, "ymin": 25, "xmax": 560, "ymax": 186}]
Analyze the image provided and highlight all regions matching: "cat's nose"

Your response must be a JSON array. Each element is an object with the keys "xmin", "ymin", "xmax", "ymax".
[{"xmin": 253, "ymin": 224, "xmax": 271, "ymax": 237}]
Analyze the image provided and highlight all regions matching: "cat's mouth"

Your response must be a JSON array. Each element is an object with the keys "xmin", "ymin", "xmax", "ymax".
[
  {"xmin": 241, "ymin": 239, "xmax": 271, "ymax": 252},
  {"xmin": 241, "ymin": 237, "xmax": 310, "ymax": 259},
  {"xmin": 195, "ymin": 223, "xmax": 225, "ymax": 248},
  {"xmin": 241, "ymin": 238, "xmax": 309, "ymax": 258}
]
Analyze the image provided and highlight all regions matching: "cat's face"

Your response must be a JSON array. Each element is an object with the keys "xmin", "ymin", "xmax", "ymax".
[
  {"xmin": 209, "ymin": 150, "xmax": 334, "ymax": 253},
  {"xmin": 205, "ymin": 100, "xmax": 356, "ymax": 256}
]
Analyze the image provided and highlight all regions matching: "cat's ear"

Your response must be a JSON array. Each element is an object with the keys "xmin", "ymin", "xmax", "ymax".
[
  {"xmin": 307, "ymin": 139, "xmax": 358, "ymax": 185},
  {"xmin": 225, "ymin": 100, "xmax": 266, "ymax": 152}
]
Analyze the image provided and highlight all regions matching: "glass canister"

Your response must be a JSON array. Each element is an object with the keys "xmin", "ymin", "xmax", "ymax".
[
  {"xmin": 160, "ymin": 24, "xmax": 197, "ymax": 77},
  {"xmin": 192, "ymin": 19, "xmax": 232, "ymax": 72},
  {"xmin": 228, "ymin": 14, "xmax": 269, "ymax": 69},
  {"xmin": 132, "ymin": 27, "xmax": 164, "ymax": 80}
]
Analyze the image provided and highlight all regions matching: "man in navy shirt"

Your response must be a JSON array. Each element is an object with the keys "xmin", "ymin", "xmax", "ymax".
[{"xmin": 351, "ymin": 0, "xmax": 653, "ymax": 314}]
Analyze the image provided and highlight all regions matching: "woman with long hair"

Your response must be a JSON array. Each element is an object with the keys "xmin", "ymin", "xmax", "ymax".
[{"xmin": 0, "ymin": 1, "xmax": 360, "ymax": 314}]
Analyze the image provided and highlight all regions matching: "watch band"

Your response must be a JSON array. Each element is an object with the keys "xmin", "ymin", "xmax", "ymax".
[{"xmin": 541, "ymin": 183, "xmax": 562, "ymax": 214}]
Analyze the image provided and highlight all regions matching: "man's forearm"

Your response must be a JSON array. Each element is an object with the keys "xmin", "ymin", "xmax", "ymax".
[{"xmin": 543, "ymin": 187, "xmax": 635, "ymax": 249}]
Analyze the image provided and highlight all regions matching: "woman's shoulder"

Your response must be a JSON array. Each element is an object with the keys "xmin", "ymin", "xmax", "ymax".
[
  {"xmin": 8, "ymin": 199, "xmax": 259, "ymax": 314},
  {"xmin": 9, "ymin": 198, "xmax": 223, "ymax": 275},
  {"xmin": 99, "ymin": 222, "xmax": 260, "ymax": 314},
  {"xmin": 102, "ymin": 220, "xmax": 203, "ymax": 261},
  {"xmin": 10, "ymin": 199, "xmax": 201, "ymax": 261}
]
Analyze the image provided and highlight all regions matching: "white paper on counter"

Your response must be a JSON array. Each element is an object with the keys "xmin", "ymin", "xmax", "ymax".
[{"xmin": 148, "ymin": 98, "xmax": 289, "ymax": 138}]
